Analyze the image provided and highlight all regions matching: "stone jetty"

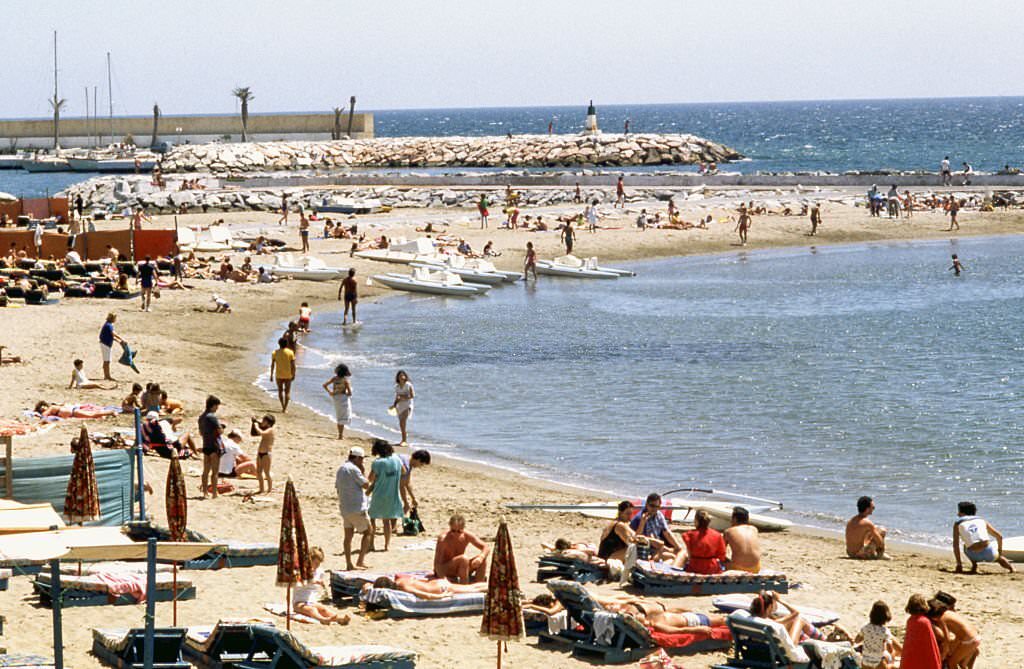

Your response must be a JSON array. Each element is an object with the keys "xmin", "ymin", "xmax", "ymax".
[{"xmin": 159, "ymin": 133, "xmax": 742, "ymax": 173}]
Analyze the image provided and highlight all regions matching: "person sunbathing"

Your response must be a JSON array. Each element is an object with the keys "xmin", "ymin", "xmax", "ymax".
[
  {"xmin": 638, "ymin": 608, "xmax": 728, "ymax": 635},
  {"xmin": 34, "ymin": 401, "xmax": 119, "ymax": 419},
  {"xmin": 293, "ymin": 547, "xmax": 350, "ymax": 625},
  {"xmin": 434, "ymin": 513, "xmax": 490, "ymax": 583},
  {"xmin": 367, "ymin": 574, "xmax": 487, "ymax": 600},
  {"xmin": 544, "ymin": 538, "xmax": 603, "ymax": 563}
]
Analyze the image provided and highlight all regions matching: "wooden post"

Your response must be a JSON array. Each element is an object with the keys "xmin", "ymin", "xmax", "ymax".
[
  {"xmin": 0, "ymin": 436, "xmax": 11, "ymax": 498},
  {"xmin": 286, "ymin": 583, "xmax": 292, "ymax": 631},
  {"xmin": 172, "ymin": 562, "xmax": 178, "ymax": 626}
]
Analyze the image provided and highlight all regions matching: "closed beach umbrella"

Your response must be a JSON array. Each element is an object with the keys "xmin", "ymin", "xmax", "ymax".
[
  {"xmin": 276, "ymin": 478, "xmax": 313, "ymax": 630},
  {"xmin": 165, "ymin": 452, "xmax": 187, "ymax": 625},
  {"xmin": 480, "ymin": 517, "xmax": 524, "ymax": 668},
  {"xmin": 63, "ymin": 426, "xmax": 100, "ymax": 524}
]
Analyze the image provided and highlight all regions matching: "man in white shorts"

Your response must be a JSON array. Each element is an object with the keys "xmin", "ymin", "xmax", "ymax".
[
  {"xmin": 335, "ymin": 446, "xmax": 372, "ymax": 571},
  {"xmin": 98, "ymin": 312, "xmax": 125, "ymax": 381}
]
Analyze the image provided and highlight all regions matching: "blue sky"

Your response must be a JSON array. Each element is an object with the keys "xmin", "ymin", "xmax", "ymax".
[{"xmin": 5, "ymin": 0, "xmax": 1024, "ymax": 119}]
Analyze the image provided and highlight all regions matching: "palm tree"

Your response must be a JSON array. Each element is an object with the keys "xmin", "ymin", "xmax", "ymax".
[
  {"xmin": 150, "ymin": 104, "xmax": 161, "ymax": 148},
  {"xmin": 49, "ymin": 94, "xmax": 67, "ymax": 149},
  {"xmin": 232, "ymin": 87, "xmax": 254, "ymax": 141},
  {"xmin": 332, "ymin": 107, "xmax": 343, "ymax": 140},
  {"xmin": 346, "ymin": 96, "xmax": 357, "ymax": 138}
]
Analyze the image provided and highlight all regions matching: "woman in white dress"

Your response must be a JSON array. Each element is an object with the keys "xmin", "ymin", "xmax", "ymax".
[
  {"xmin": 322, "ymin": 363, "xmax": 352, "ymax": 439},
  {"xmin": 391, "ymin": 370, "xmax": 414, "ymax": 446}
]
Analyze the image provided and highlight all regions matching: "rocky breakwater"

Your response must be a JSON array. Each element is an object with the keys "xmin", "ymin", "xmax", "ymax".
[{"xmin": 159, "ymin": 133, "xmax": 743, "ymax": 173}]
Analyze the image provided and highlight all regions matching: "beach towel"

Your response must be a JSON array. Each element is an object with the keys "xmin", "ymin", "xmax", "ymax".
[
  {"xmin": 118, "ymin": 342, "xmax": 139, "ymax": 374},
  {"xmin": 361, "ymin": 587, "xmax": 485, "ymax": 618},
  {"xmin": 593, "ymin": 611, "xmax": 617, "ymax": 646},
  {"xmin": 93, "ymin": 572, "xmax": 147, "ymax": 602},
  {"xmin": 262, "ymin": 602, "xmax": 319, "ymax": 625},
  {"xmin": 546, "ymin": 610, "xmax": 568, "ymax": 636},
  {"xmin": 901, "ymin": 614, "xmax": 942, "ymax": 669}
]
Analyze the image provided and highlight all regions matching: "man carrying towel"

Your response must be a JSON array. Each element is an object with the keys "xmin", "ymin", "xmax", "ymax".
[{"xmin": 98, "ymin": 312, "xmax": 126, "ymax": 381}]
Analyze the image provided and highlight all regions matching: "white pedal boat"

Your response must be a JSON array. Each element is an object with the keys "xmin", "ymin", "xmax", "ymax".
[
  {"xmin": 371, "ymin": 267, "xmax": 491, "ymax": 297},
  {"xmin": 536, "ymin": 255, "xmax": 633, "ymax": 279},
  {"xmin": 269, "ymin": 254, "xmax": 346, "ymax": 282}
]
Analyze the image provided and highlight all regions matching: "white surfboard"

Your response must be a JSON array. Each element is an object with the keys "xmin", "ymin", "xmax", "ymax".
[{"xmin": 1003, "ymin": 536, "xmax": 1024, "ymax": 563}]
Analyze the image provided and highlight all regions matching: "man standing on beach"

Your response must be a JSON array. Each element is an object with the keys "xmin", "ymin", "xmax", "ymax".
[
  {"xmin": 478, "ymin": 193, "xmax": 490, "ymax": 229},
  {"xmin": 735, "ymin": 205, "xmax": 751, "ymax": 246},
  {"xmin": 270, "ymin": 337, "xmax": 296, "ymax": 412},
  {"xmin": 616, "ymin": 176, "xmax": 625, "ymax": 208},
  {"xmin": 336, "ymin": 446, "xmax": 372, "ymax": 570},
  {"xmin": 845, "ymin": 496, "xmax": 888, "ymax": 559},
  {"xmin": 941, "ymin": 156, "xmax": 952, "ymax": 186},
  {"xmin": 339, "ymin": 268, "xmax": 359, "ymax": 324},
  {"xmin": 298, "ymin": 210, "xmax": 310, "ymax": 253},
  {"xmin": 277, "ymin": 194, "xmax": 289, "ymax": 225},
  {"xmin": 947, "ymin": 197, "xmax": 961, "ymax": 231},
  {"xmin": 137, "ymin": 255, "xmax": 158, "ymax": 312},
  {"xmin": 98, "ymin": 312, "xmax": 126, "ymax": 381},
  {"xmin": 809, "ymin": 203, "xmax": 821, "ymax": 236},
  {"xmin": 723, "ymin": 506, "xmax": 762, "ymax": 573},
  {"xmin": 574, "ymin": 182, "xmax": 582, "ymax": 204},
  {"xmin": 198, "ymin": 395, "xmax": 224, "ymax": 500},
  {"xmin": 560, "ymin": 220, "xmax": 576, "ymax": 255}
]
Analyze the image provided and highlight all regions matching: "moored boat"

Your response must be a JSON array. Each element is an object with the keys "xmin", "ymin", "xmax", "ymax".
[
  {"xmin": 371, "ymin": 266, "xmax": 491, "ymax": 297},
  {"xmin": 536, "ymin": 254, "xmax": 625, "ymax": 279}
]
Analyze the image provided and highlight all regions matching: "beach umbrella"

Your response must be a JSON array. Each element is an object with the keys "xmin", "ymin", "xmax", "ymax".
[
  {"xmin": 276, "ymin": 478, "xmax": 313, "ymax": 630},
  {"xmin": 63, "ymin": 426, "xmax": 100, "ymax": 524},
  {"xmin": 165, "ymin": 452, "xmax": 187, "ymax": 625},
  {"xmin": 479, "ymin": 517, "xmax": 524, "ymax": 669}
]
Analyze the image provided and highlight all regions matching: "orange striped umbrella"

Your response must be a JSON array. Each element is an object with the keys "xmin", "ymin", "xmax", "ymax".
[
  {"xmin": 480, "ymin": 518, "xmax": 524, "ymax": 668},
  {"xmin": 276, "ymin": 479, "xmax": 313, "ymax": 630}
]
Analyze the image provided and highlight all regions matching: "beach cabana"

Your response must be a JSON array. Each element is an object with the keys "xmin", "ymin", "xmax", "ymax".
[{"xmin": 480, "ymin": 518, "xmax": 524, "ymax": 669}]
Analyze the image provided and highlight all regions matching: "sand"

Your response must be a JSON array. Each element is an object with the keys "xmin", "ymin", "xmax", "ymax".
[{"xmin": 1, "ymin": 191, "xmax": 1022, "ymax": 668}]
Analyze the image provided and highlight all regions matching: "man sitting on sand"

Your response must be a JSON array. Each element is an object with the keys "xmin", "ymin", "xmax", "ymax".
[
  {"xmin": 724, "ymin": 506, "xmax": 762, "ymax": 573},
  {"xmin": 366, "ymin": 574, "xmax": 488, "ymax": 600},
  {"xmin": 434, "ymin": 513, "xmax": 490, "ymax": 583},
  {"xmin": 629, "ymin": 493, "xmax": 682, "ymax": 559},
  {"xmin": 953, "ymin": 501, "xmax": 1014, "ymax": 574},
  {"xmin": 846, "ymin": 496, "xmax": 889, "ymax": 559}
]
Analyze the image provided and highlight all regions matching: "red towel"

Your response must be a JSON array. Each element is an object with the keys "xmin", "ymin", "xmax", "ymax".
[
  {"xmin": 648, "ymin": 624, "xmax": 732, "ymax": 650},
  {"xmin": 901, "ymin": 614, "xmax": 942, "ymax": 669},
  {"xmin": 94, "ymin": 572, "xmax": 147, "ymax": 602}
]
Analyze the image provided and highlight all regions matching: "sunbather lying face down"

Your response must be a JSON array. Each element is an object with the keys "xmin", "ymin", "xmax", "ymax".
[{"xmin": 364, "ymin": 574, "xmax": 488, "ymax": 600}]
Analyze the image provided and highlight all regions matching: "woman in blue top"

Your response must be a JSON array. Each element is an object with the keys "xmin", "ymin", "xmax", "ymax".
[{"xmin": 367, "ymin": 441, "xmax": 407, "ymax": 551}]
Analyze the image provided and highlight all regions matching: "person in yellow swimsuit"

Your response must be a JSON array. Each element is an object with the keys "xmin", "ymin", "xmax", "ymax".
[{"xmin": 269, "ymin": 337, "xmax": 296, "ymax": 412}]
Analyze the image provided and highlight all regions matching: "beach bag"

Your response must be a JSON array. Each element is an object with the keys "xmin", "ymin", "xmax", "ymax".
[{"xmin": 402, "ymin": 507, "xmax": 425, "ymax": 536}]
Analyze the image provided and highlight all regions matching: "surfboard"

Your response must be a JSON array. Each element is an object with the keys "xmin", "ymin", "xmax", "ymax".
[{"xmin": 1002, "ymin": 536, "xmax": 1024, "ymax": 563}]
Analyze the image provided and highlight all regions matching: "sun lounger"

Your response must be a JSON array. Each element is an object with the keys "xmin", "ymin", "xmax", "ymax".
[
  {"xmin": 328, "ymin": 570, "xmax": 432, "ymax": 606},
  {"xmin": 34, "ymin": 571, "xmax": 196, "ymax": 607},
  {"xmin": 183, "ymin": 621, "xmax": 274, "ymax": 669},
  {"xmin": 91, "ymin": 628, "xmax": 189, "ymax": 669},
  {"xmin": 0, "ymin": 568, "xmax": 11, "ymax": 591},
  {"xmin": 536, "ymin": 554, "xmax": 609, "ymax": 584},
  {"xmin": 236, "ymin": 624, "xmax": 416, "ymax": 669},
  {"xmin": 538, "ymin": 579, "xmax": 730, "ymax": 664},
  {"xmin": 712, "ymin": 614, "xmax": 859, "ymax": 669},
  {"xmin": 123, "ymin": 521, "xmax": 277, "ymax": 569},
  {"xmin": 360, "ymin": 587, "xmax": 484, "ymax": 619},
  {"xmin": 0, "ymin": 653, "xmax": 56, "ymax": 668},
  {"xmin": 631, "ymin": 560, "xmax": 789, "ymax": 596},
  {"xmin": 712, "ymin": 594, "xmax": 840, "ymax": 627}
]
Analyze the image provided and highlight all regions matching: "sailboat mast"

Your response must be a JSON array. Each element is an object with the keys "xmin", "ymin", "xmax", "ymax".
[
  {"xmin": 53, "ymin": 31, "xmax": 59, "ymax": 149},
  {"xmin": 93, "ymin": 85, "xmax": 98, "ymax": 145},
  {"xmin": 107, "ymin": 51, "xmax": 113, "ymax": 144},
  {"xmin": 85, "ymin": 87, "xmax": 89, "ymax": 148}
]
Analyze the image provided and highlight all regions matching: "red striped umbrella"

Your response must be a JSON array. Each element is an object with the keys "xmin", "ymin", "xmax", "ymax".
[
  {"xmin": 63, "ymin": 426, "xmax": 100, "ymax": 524},
  {"xmin": 480, "ymin": 518, "xmax": 524, "ymax": 668},
  {"xmin": 165, "ymin": 452, "xmax": 187, "ymax": 541},
  {"xmin": 276, "ymin": 479, "xmax": 313, "ymax": 630}
]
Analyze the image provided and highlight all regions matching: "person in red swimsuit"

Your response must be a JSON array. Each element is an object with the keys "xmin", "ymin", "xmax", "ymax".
[{"xmin": 676, "ymin": 509, "xmax": 727, "ymax": 573}]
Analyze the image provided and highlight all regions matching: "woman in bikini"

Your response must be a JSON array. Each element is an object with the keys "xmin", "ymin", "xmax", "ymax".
[{"xmin": 366, "ymin": 574, "xmax": 488, "ymax": 600}]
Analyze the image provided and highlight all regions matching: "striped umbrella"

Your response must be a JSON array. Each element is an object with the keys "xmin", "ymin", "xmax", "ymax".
[
  {"xmin": 480, "ymin": 517, "xmax": 524, "ymax": 668},
  {"xmin": 165, "ymin": 452, "xmax": 188, "ymax": 625},
  {"xmin": 276, "ymin": 478, "xmax": 313, "ymax": 630},
  {"xmin": 63, "ymin": 426, "xmax": 100, "ymax": 524}
]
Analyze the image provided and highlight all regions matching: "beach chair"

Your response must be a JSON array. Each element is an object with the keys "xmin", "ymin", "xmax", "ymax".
[
  {"xmin": 710, "ymin": 615, "xmax": 863, "ymax": 669},
  {"xmin": 535, "ymin": 554, "xmax": 609, "ymax": 584},
  {"xmin": 123, "ymin": 521, "xmax": 278, "ymax": 570},
  {"xmin": 236, "ymin": 624, "xmax": 416, "ymax": 669},
  {"xmin": 91, "ymin": 628, "xmax": 189, "ymax": 669},
  {"xmin": 538, "ymin": 579, "xmax": 730, "ymax": 664},
  {"xmin": 0, "ymin": 653, "xmax": 56, "ymax": 668},
  {"xmin": 34, "ymin": 571, "xmax": 196, "ymax": 607},
  {"xmin": 631, "ymin": 560, "xmax": 789, "ymax": 596},
  {"xmin": 359, "ymin": 587, "xmax": 484, "ymax": 619},
  {"xmin": 183, "ymin": 622, "xmax": 274, "ymax": 669}
]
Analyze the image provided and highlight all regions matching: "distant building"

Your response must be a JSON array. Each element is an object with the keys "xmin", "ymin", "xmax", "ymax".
[{"xmin": 0, "ymin": 111, "xmax": 374, "ymax": 149}]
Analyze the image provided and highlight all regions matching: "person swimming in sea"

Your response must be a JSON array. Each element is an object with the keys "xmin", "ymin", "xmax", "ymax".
[{"xmin": 949, "ymin": 254, "xmax": 964, "ymax": 277}]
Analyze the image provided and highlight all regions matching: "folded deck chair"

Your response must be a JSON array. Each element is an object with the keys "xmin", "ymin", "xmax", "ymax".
[
  {"xmin": 539, "ymin": 579, "xmax": 730, "ymax": 664},
  {"xmin": 236, "ymin": 624, "xmax": 416, "ymax": 669},
  {"xmin": 329, "ymin": 570, "xmax": 431, "ymax": 606},
  {"xmin": 536, "ymin": 554, "xmax": 609, "ymax": 584},
  {"xmin": 631, "ymin": 560, "xmax": 789, "ymax": 596},
  {"xmin": 0, "ymin": 653, "xmax": 56, "ymax": 668},
  {"xmin": 91, "ymin": 628, "xmax": 189, "ymax": 669},
  {"xmin": 360, "ymin": 587, "xmax": 484, "ymax": 619},
  {"xmin": 123, "ymin": 521, "xmax": 276, "ymax": 569},
  {"xmin": 183, "ymin": 621, "xmax": 274, "ymax": 669},
  {"xmin": 34, "ymin": 571, "xmax": 196, "ymax": 607}
]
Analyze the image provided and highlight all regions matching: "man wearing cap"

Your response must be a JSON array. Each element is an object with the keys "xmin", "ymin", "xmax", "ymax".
[{"xmin": 336, "ymin": 447, "xmax": 372, "ymax": 570}]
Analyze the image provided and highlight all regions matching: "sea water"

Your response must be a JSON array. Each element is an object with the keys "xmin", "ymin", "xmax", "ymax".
[{"xmin": 268, "ymin": 236, "xmax": 1024, "ymax": 545}]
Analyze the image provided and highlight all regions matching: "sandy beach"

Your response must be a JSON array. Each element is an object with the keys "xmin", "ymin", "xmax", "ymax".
[{"xmin": 1, "ymin": 191, "xmax": 1022, "ymax": 668}]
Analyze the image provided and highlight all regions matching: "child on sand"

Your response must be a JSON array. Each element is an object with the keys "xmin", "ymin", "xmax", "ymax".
[
  {"xmin": 250, "ymin": 414, "xmax": 276, "ymax": 494},
  {"xmin": 854, "ymin": 600, "xmax": 902, "ymax": 669},
  {"xmin": 292, "ymin": 547, "xmax": 350, "ymax": 625},
  {"xmin": 949, "ymin": 254, "xmax": 964, "ymax": 276},
  {"xmin": 297, "ymin": 302, "xmax": 312, "ymax": 332},
  {"xmin": 68, "ymin": 359, "xmax": 111, "ymax": 390},
  {"xmin": 121, "ymin": 383, "xmax": 143, "ymax": 412}
]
